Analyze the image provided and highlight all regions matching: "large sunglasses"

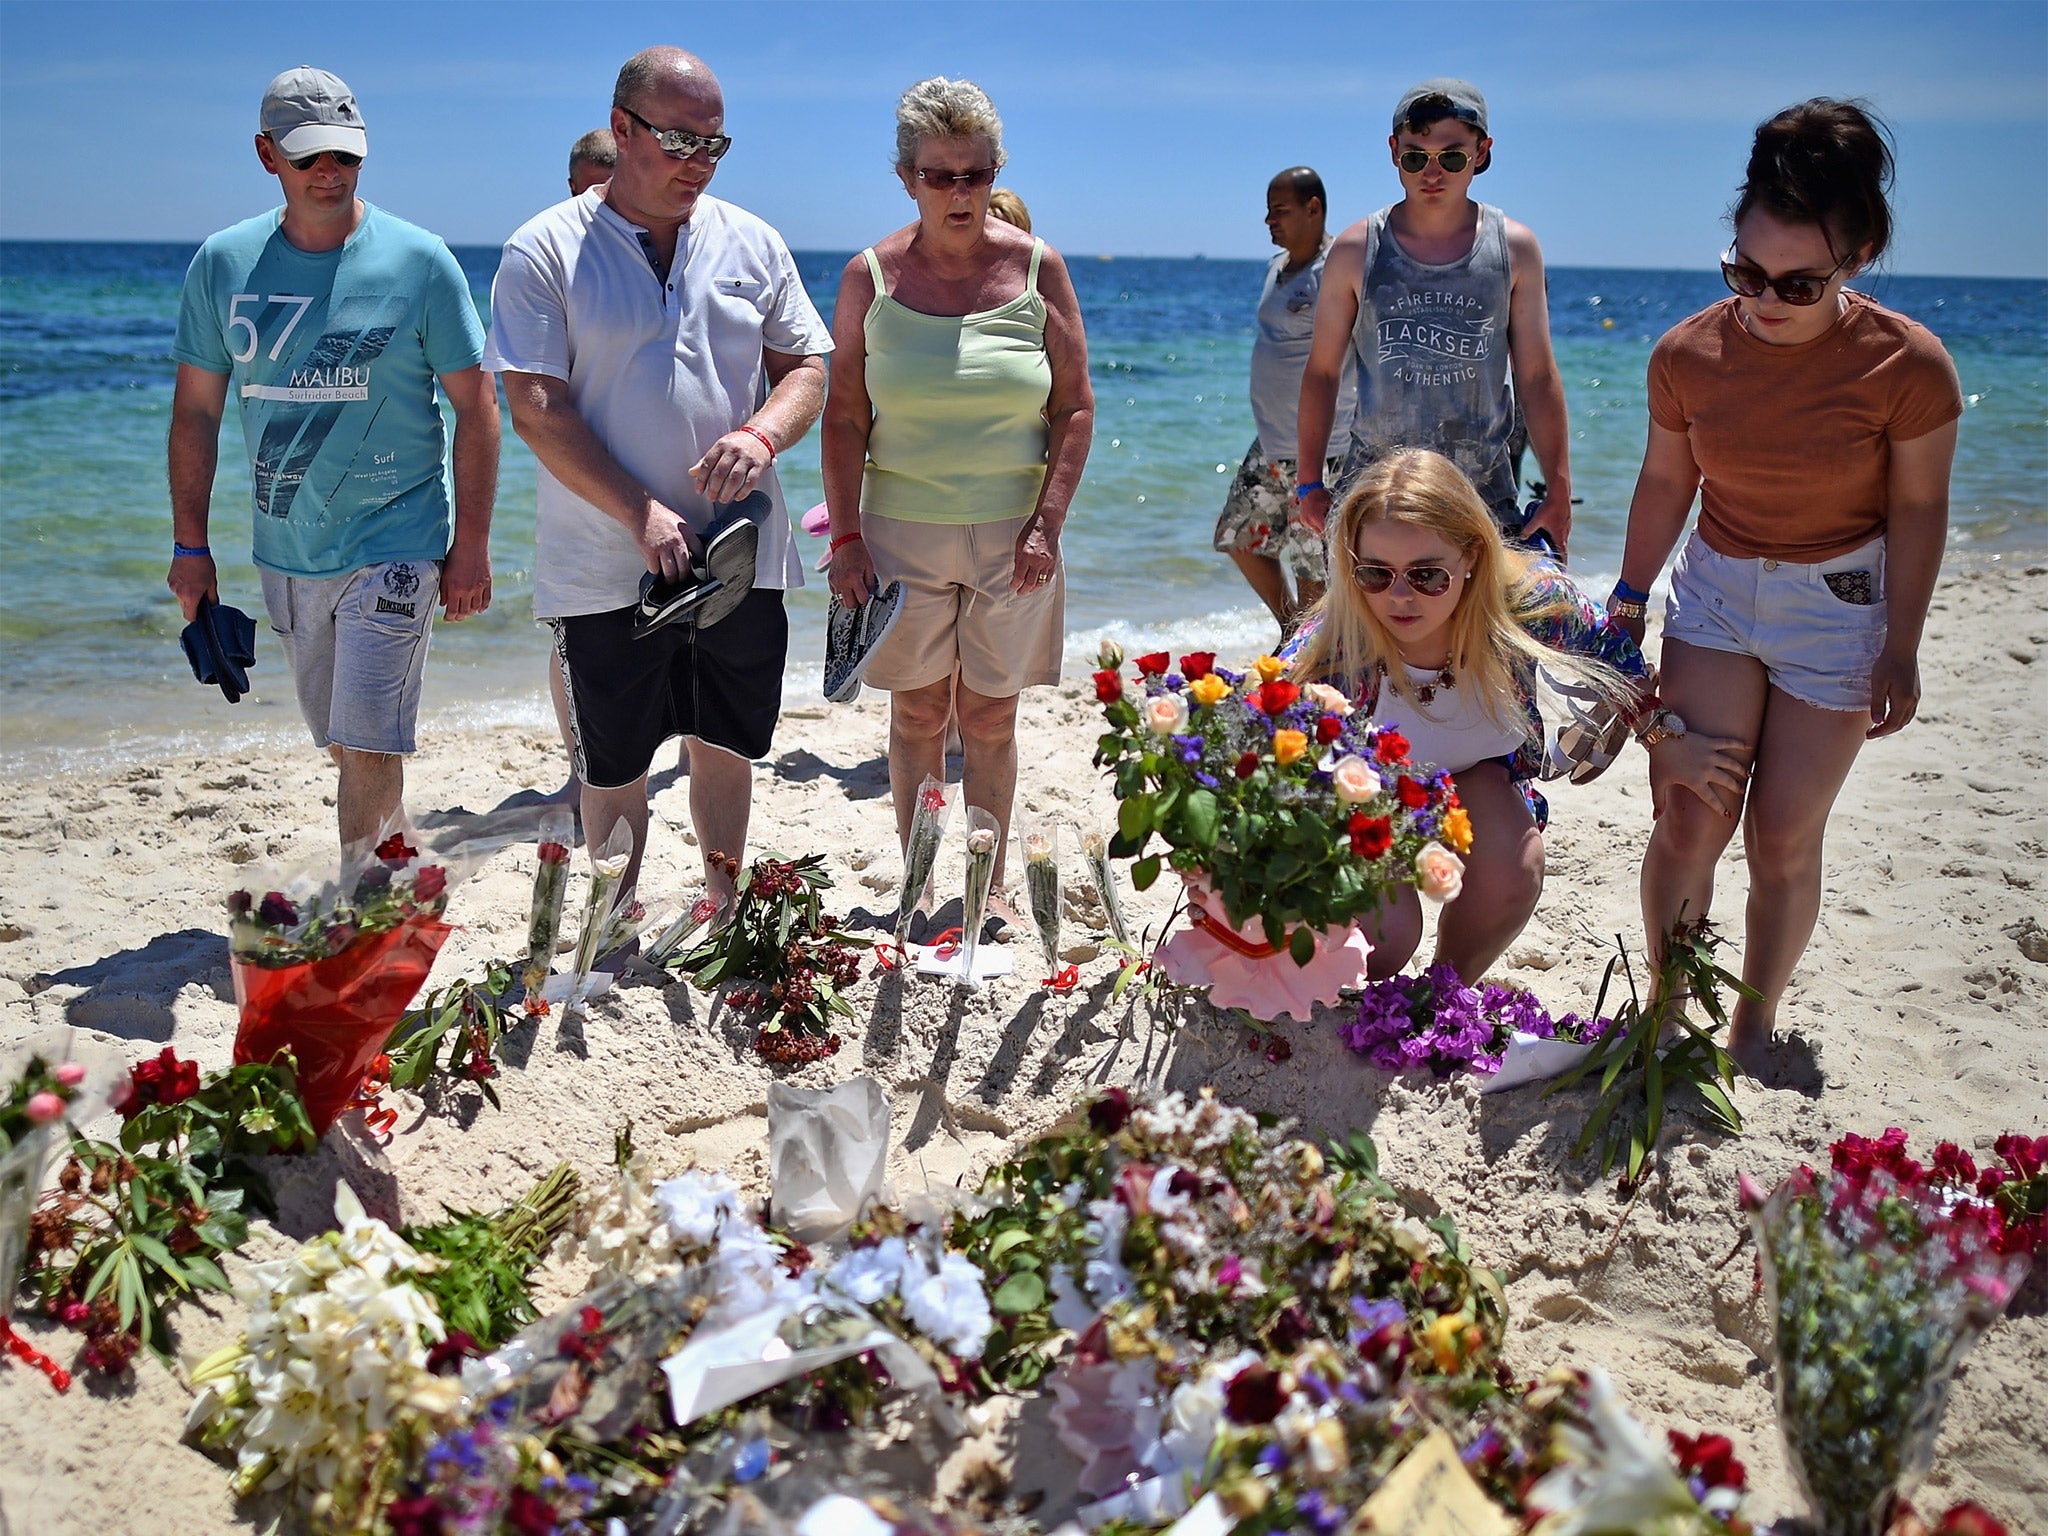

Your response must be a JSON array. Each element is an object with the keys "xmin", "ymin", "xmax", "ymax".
[
  {"xmin": 281, "ymin": 148, "xmax": 362, "ymax": 171},
  {"xmin": 1720, "ymin": 246, "xmax": 1850, "ymax": 307},
  {"xmin": 1352, "ymin": 561, "xmax": 1457, "ymax": 597},
  {"xmin": 622, "ymin": 107, "xmax": 732, "ymax": 163},
  {"xmin": 1397, "ymin": 147, "xmax": 1472, "ymax": 174},
  {"xmin": 914, "ymin": 164, "xmax": 998, "ymax": 190}
]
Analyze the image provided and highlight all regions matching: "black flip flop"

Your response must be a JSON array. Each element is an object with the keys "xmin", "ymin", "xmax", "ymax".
[
  {"xmin": 632, "ymin": 568, "xmax": 720, "ymax": 638},
  {"xmin": 180, "ymin": 595, "xmax": 258, "ymax": 703},
  {"xmin": 687, "ymin": 496, "xmax": 765, "ymax": 631}
]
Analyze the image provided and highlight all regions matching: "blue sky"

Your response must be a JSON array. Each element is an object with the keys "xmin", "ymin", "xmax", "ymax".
[{"xmin": 3, "ymin": 0, "xmax": 2043, "ymax": 276}]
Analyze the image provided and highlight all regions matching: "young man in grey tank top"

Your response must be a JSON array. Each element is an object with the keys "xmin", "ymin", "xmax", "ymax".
[{"xmin": 1293, "ymin": 79, "xmax": 1574, "ymax": 553}]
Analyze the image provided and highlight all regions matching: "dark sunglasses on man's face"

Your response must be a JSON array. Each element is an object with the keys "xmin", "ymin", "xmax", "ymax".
[
  {"xmin": 1720, "ymin": 246, "xmax": 1850, "ymax": 307},
  {"xmin": 283, "ymin": 149, "xmax": 362, "ymax": 172},
  {"xmin": 914, "ymin": 165, "xmax": 999, "ymax": 190},
  {"xmin": 1353, "ymin": 561, "xmax": 1457, "ymax": 597},
  {"xmin": 1397, "ymin": 147, "xmax": 1472, "ymax": 175},
  {"xmin": 622, "ymin": 107, "xmax": 732, "ymax": 162}
]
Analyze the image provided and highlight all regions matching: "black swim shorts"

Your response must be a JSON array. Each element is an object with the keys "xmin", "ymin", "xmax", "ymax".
[{"xmin": 551, "ymin": 588, "xmax": 788, "ymax": 788}]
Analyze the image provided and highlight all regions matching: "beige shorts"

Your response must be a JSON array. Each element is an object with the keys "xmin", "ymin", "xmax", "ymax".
[{"xmin": 861, "ymin": 512, "xmax": 1064, "ymax": 696}]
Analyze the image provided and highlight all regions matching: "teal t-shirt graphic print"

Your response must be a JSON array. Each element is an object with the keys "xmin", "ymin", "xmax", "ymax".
[{"xmin": 173, "ymin": 202, "xmax": 486, "ymax": 579}]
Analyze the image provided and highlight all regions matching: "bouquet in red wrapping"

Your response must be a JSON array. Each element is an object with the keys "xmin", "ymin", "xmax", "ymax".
[{"xmin": 228, "ymin": 830, "xmax": 467, "ymax": 1134}]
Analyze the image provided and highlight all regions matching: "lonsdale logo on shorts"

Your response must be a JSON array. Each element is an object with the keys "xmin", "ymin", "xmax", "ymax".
[{"xmin": 375, "ymin": 563, "xmax": 420, "ymax": 618}]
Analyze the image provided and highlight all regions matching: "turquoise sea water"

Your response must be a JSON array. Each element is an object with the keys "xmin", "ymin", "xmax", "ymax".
[{"xmin": 2, "ymin": 240, "xmax": 2042, "ymax": 771}]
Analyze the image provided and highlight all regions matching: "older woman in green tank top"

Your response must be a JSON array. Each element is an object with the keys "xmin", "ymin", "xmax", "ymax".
[{"xmin": 822, "ymin": 77, "xmax": 1093, "ymax": 899}]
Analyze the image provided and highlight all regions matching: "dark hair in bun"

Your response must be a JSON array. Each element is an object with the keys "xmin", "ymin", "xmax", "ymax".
[{"xmin": 1734, "ymin": 98, "xmax": 1895, "ymax": 266}]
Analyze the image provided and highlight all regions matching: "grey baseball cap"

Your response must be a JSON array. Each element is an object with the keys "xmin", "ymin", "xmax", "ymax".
[
  {"xmin": 1392, "ymin": 78, "xmax": 1488, "ymax": 137},
  {"xmin": 260, "ymin": 67, "xmax": 367, "ymax": 159}
]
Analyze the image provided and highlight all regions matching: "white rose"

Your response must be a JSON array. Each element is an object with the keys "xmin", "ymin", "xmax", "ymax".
[
  {"xmin": 1302, "ymin": 682, "xmax": 1353, "ymax": 716},
  {"xmin": 901, "ymin": 1250, "xmax": 994, "ymax": 1360},
  {"xmin": 1330, "ymin": 754, "xmax": 1382, "ymax": 804},
  {"xmin": 1416, "ymin": 843, "xmax": 1464, "ymax": 902},
  {"xmin": 1145, "ymin": 692, "xmax": 1190, "ymax": 736}
]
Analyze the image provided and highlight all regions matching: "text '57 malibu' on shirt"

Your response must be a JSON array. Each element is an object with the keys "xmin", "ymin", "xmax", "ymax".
[
  {"xmin": 172, "ymin": 202, "xmax": 486, "ymax": 579},
  {"xmin": 483, "ymin": 189, "xmax": 833, "ymax": 621}
]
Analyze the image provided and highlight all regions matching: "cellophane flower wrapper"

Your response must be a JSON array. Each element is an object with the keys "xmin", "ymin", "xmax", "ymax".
[
  {"xmin": 1021, "ymin": 823, "xmax": 1065, "ymax": 981},
  {"xmin": 956, "ymin": 811, "xmax": 999, "ymax": 989},
  {"xmin": 895, "ymin": 776, "xmax": 953, "ymax": 943},
  {"xmin": 567, "ymin": 818, "xmax": 636, "ymax": 1000},
  {"xmin": 644, "ymin": 894, "xmax": 724, "ymax": 970},
  {"xmin": 1753, "ymin": 1159, "xmax": 2029, "ymax": 1535},
  {"xmin": 0, "ymin": 1126, "xmax": 59, "ymax": 1323},
  {"xmin": 520, "ymin": 809, "xmax": 576, "ymax": 1000},
  {"xmin": 228, "ymin": 831, "xmax": 476, "ymax": 1134},
  {"xmin": 1075, "ymin": 820, "xmax": 1133, "ymax": 950},
  {"xmin": 1, "ymin": 1034, "xmax": 103, "ymax": 1321}
]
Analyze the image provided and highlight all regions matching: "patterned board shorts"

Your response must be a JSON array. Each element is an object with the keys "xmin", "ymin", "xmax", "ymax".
[{"xmin": 1212, "ymin": 440, "xmax": 1344, "ymax": 581}]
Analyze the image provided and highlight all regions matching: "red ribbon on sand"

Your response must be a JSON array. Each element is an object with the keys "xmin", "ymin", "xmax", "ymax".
[{"xmin": 2, "ymin": 1318, "xmax": 72, "ymax": 1392}]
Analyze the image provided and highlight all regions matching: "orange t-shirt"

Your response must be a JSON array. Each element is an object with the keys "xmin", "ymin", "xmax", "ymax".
[{"xmin": 1648, "ymin": 292, "xmax": 1962, "ymax": 561}]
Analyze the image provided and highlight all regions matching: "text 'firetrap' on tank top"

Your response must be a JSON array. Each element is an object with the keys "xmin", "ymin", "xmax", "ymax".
[{"xmin": 1348, "ymin": 203, "xmax": 1518, "ymax": 515}]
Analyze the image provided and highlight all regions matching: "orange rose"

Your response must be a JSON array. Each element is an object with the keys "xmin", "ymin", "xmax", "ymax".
[{"xmin": 1272, "ymin": 729, "xmax": 1308, "ymax": 766}]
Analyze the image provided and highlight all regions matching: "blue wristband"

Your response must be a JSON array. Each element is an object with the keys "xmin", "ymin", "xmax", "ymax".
[
  {"xmin": 1612, "ymin": 577, "xmax": 1651, "ymax": 604},
  {"xmin": 1293, "ymin": 480, "xmax": 1324, "ymax": 501},
  {"xmin": 173, "ymin": 543, "xmax": 211, "ymax": 559}
]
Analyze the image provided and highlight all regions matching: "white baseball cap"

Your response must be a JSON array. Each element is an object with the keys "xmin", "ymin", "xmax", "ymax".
[{"xmin": 260, "ymin": 66, "xmax": 368, "ymax": 159}]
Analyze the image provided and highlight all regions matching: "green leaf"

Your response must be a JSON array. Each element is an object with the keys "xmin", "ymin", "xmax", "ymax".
[
  {"xmin": 987, "ymin": 1228, "xmax": 1033, "ymax": 1262},
  {"xmin": 1694, "ymin": 1078, "xmax": 1743, "ymax": 1134},
  {"xmin": 1181, "ymin": 789, "xmax": 1221, "ymax": 851},
  {"xmin": 1288, "ymin": 924, "xmax": 1315, "ymax": 967},
  {"xmin": 1130, "ymin": 855, "xmax": 1161, "ymax": 892},
  {"xmin": 1117, "ymin": 793, "xmax": 1154, "ymax": 844},
  {"xmin": 180, "ymin": 1254, "xmax": 230, "ymax": 1293},
  {"xmin": 990, "ymin": 1271, "xmax": 1046, "ymax": 1315}
]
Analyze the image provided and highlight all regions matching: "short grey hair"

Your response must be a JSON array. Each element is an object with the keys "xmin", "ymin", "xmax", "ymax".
[
  {"xmin": 569, "ymin": 128, "xmax": 617, "ymax": 173},
  {"xmin": 894, "ymin": 76, "xmax": 1006, "ymax": 170}
]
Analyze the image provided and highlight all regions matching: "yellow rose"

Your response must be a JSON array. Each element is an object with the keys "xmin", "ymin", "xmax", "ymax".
[
  {"xmin": 1253, "ymin": 654, "xmax": 1287, "ymax": 682},
  {"xmin": 1189, "ymin": 673, "xmax": 1230, "ymax": 708},
  {"xmin": 1272, "ymin": 729, "xmax": 1308, "ymax": 765},
  {"xmin": 1442, "ymin": 806, "xmax": 1473, "ymax": 853},
  {"xmin": 1424, "ymin": 1311, "xmax": 1469, "ymax": 1373}
]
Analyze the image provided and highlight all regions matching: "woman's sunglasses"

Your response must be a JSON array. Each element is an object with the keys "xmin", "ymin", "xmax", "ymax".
[
  {"xmin": 1353, "ymin": 562, "xmax": 1457, "ymax": 597},
  {"xmin": 1397, "ymin": 148, "xmax": 1472, "ymax": 174},
  {"xmin": 283, "ymin": 149, "xmax": 362, "ymax": 171},
  {"xmin": 1720, "ymin": 246, "xmax": 1850, "ymax": 307},
  {"xmin": 914, "ymin": 165, "xmax": 999, "ymax": 189}
]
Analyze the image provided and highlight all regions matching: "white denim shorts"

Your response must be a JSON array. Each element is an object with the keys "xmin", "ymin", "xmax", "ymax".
[
  {"xmin": 261, "ymin": 559, "xmax": 439, "ymax": 754},
  {"xmin": 1662, "ymin": 531, "xmax": 1886, "ymax": 713}
]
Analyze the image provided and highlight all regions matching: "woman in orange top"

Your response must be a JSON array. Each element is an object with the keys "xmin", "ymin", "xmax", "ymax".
[{"xmin": 1611, "ymin": 99, "xmax": 1961, "ymax": 1072}]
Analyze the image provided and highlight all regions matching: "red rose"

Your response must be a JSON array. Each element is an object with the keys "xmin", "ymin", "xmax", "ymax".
[
  {"xmin": 1315, "ymin": 714, "xmax": 1343, "ymax": 744},
  {"xmin": 1348, "ymin": 813, "xmax": 1392, "ymax": 860},
  {"xmin": 1178, "ymin": 651, "xmax": 1216, "ymax": 681},
  {"xmin": 1223, "ymin": 1362, "xmax": 1287, "ymax": 1424},
  {"xmin": 1235, "ymin": 752, "xmax": 1260, "ymax": 779},
  {"xmin": 1396, "ymin": 776, "xmax": 1429, "ymax": 809},
  {"xmin": 1936, "ymin": 1504, "xmax": 2011, "ymax": 1536},
  {"xmin": 1134, "ymin": 651, "xmax": 1171, "ymax": 676},
  {"xmin": 504, "ymin": 1489, "xmax": 558, "ymax": 1536},
  {"xmin": 375, "ymin": 832, "xmax": 419, "ymax": 865},
  {"xmin": 1088, "ymin": 1087, "xmax": 1133, "ymax": 1136},
  {"xmin": 1092, "ymin": 669, "xmax": 1123, "ymax": 703},
  {"xmin": 166, "ymin": 1052, "xmax": 201, "ymax": 1104},
  {"xmin": 537, "ymin": 840, "xmax": 570, "ymax": 866},
  {"xmin": 1253, "ymin": 679, "xmax": 1300, "ymax": 715},
  {"xmin": 1374, "ymin": 729, "xmax": 1411, "ymax": 764},
  {"xmin": 1668, "ymin": 1430, "xmax": 1747, "ymax": 1492},
  {"xmin": 413, "ymin": 865, "xmax": 449, "ymax": 902}
]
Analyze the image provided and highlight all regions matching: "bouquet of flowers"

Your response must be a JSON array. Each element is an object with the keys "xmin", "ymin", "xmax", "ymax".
[
  {"xmin": 1743, "ymin": 1127, "xmax": 2038, "ymax": 1536},
  {"xmin": 229, "ymin": 830, "xmax": 471, "ymax": 1133},
  {"xmin": 1343, "ymin": 966, "xmax": 1613, "ymax": 1085}
]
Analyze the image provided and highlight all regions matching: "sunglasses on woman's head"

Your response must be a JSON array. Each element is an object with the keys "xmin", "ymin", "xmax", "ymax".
[
  {"xmin": 1352, "ymin": 562, "xmax": 1457, "ymax": 597},
  {"xmin": 283, "ymin": 149, "xmax": 362, "ymax": 171},
  {"xmin": 1720, "ymin": 246, "xmax": 1850, "ymax": 307},
  {"xmin": 914, "ymin": 165, "xmax": 998, "ymax": 189},
  {"xmin": 1397, "ymin": 147, "xmax": 1472, "ymax": 174}
]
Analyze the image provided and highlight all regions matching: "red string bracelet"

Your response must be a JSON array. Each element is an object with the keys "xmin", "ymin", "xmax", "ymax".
[
  {"xmin": 736, "ymin": 423, "xmax": 777, "ymax": 461},
  {"xmin": 828, "ymin": 532, "xmax": 864, "ymax": 555}
]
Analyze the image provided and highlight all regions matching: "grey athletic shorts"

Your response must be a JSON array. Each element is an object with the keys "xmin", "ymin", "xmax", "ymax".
[{"xmin": 260, "ymin": 559, "xmax": 439, "ymax": 754}]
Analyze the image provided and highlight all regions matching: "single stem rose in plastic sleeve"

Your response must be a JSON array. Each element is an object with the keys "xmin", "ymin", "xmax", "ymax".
[
  {"xmin": 568, "ymin": 821, "xmax": 636, "ymax": 1000},
  {"xmin": 1023, "ymin": 825, "xmax": 1073, "ymax": 989},
  {"xmin": 895, "ymin": 775, "xmax": 953, "ymax": 945},
  {"xmin": 521, "ymin": 809, "xmax": 576, "ymax": 1003},
  {"xmin": 957, "ymin": 815, "xmax": 999, "ymax": 989},
  {"xmin": 1077, "ymin": 822, "xmax": 1134, "ymax": 951}
]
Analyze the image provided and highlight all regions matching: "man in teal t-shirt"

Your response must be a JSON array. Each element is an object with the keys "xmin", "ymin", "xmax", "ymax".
[{"xmin": 167, "ymin": 66, "xmax": 499, "ymax": 849}]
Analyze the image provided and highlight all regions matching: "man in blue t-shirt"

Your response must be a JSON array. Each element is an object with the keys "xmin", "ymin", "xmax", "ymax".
[{"xmin": 167, "ymin": 66, "xmax": 499, "ymax": 849}]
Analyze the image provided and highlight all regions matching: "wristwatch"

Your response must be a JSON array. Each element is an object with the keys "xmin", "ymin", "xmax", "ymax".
[{"xmin": 1636, "ymin": 708, "xmax": 1687, "ymax": 748}]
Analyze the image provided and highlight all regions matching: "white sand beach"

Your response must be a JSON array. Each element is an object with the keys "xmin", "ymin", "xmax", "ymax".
[{"xmin": 1, "ymin": 557, "xmax": 2043, "ymax": 1534}]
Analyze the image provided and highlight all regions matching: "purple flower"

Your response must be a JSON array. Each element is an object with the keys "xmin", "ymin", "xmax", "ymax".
[
  {"xmin": 1257, "ymin": 1443, "xmax": 1288, "ymax": 1472},
  {"xmin": 1164, "ymin": 673, "xmax": 1184, "ymax": 691},
  {"xmin": 1192, "ymin": 771, "xmax": 1221, "ymax": 789},
  {"xmin": 1170, "ymin": 733, "xmax": 1205, "ymax": 766}
]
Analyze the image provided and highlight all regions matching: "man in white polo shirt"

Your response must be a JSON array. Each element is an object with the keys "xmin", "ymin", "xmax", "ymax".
[{"xmin": 485, "ymin": 46, "xmax": 830, "ymax": 914}]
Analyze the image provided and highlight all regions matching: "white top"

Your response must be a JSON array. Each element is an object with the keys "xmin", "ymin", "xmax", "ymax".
[
  {"xmin": 1249, "ymin": 245, "xmax": 1356, "ymax": 462},
  {"xmin": 483, "ymin": 189, "xmax": 833, "ymax": 619},
  {"xmin": 1368, "ymin": 664, "xmax": 1527, "ymax": 774}
]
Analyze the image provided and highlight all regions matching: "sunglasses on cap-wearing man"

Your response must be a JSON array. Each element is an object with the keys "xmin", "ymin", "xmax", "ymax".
[
  {"xmin": 621, "ymin": 107, "xmax": 733, "ymax": 162},
  {"xmin": 1397, "ymin": 147, "xmax": 1473, "ymax": 174},
  {"xmin": 1719, "ymin": 246, "xmax": 1853, "ymax": 307},
  {"xmin": 278, "ymin": 146, "xmax": 362, "ymax": 171}
]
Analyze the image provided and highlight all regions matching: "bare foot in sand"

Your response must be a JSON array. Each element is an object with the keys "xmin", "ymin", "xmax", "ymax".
[{"xmin": 1728, "ymin": 1015, "xmax": 1824, "ymax": 1094}]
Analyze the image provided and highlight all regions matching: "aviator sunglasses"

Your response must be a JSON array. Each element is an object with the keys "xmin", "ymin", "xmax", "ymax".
[
  {"xmin": 1397, "ymin": 147, "xmax": 1473, "ymax": 174},
  {"xmin": 1720, "ymin": 245, "xmax": 1851, "ymax": 307},
  {"xmin": 914, "ymin": 164, "xmax": 999, "ymax": 189},
  {"xmin": 1352, "ymin": 561, "xmax": 1458, "ymax": 597},
  {"xmin": 622, "ymin": 107, "xmax": 733, "ymax": 162},
  {"xmin": 280, "ymin": 147, "xmax": 362, "ymax": 171}
]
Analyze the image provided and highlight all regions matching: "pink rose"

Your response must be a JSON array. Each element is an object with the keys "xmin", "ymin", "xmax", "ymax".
[
  {"xmin": 1416, "ymin": 843, "xmax": 1464, "ymax": 902},
  {"xmin": 1144, "ymin": 692, "xmax": 1190, "ymax": 736},
  {"xmin": 54, "ymin": 1062, "xmax": 86, "ymax": 1087},
  {"xmin": 1301, "ymin": 682, "xmax": 1352, "ymax": 716},
  {"xmin": 25, "ymin": 1091, "xmax": 65, "ymax": 1125},
  {"xmin": 1330, "ymin": 755, "xmax": 1382, "ymax": 804}
]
